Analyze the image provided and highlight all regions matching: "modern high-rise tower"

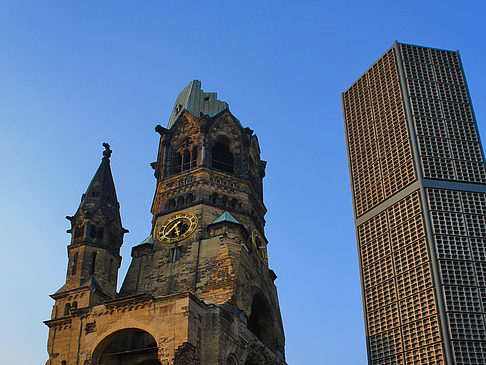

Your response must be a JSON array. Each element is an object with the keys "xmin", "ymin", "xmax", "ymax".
[
  {"xmin": 45, "ymin": 81, "xmax": 286, "ymax": 365},
  {"xmin": 343, "ymin": 43, "xmax": 486, "ymax": 364}
]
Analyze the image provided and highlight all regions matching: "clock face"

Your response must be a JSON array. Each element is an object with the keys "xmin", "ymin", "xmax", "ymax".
[
  {"xmin": 251, "ymin": 230, "xmax": 268, "ymax": 265},
  {"xmin": 156, "ymin": 212, "xmax": 198, "ymax": 244}
]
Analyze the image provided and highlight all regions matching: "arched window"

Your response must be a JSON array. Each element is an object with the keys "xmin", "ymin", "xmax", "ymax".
[
  {"xmin": 212, "ymin": 141, "xmax": 234, "ymax": 173},
  {"xmin": 191, "ymin": 146, "xmax": 198, "ymax": 168},
  {"xmin": 92, "ymin": 329, "xmax": 161, "ymax": 365},
  {"xmin": 97, "ymin": 226, "xmax": 104, "ymax": 240},
  {"xmin": 74, "ymin": 225, "xmax": 82, "ymax": 239},
  {"xmin": 221, "ymin": 195, "xmax": 228, "ymax": 207},
  {"xmin": 168, "ymin": 199, "xmax": 176, "ymax": 210},
  {"xmin": 244, "ymin": 353, "xmax": 261, "ymax": 365},
  {"xmin": 177, "ymin": 196, "xmax": 185, "ymax": 207},
  {"xmin": 71, "ymin": 252, "xmax": 78, "ymax": 276},
  {"xmin": 89, "ymin": 224, "xmax": 97, "ymax": 239},
  {"xmin": 230, "ymin": 198, "xmax": 238, "ymax": 209},
  {"xmin": 174, "ymin": 153, "xmax": 182, "ymax": 173},
  {"xmin": 211, "ymin": 193, "xmax": 219, "ymax": 204},
  {"xmin": 64, "ymin": 303, "xmax": 71, "ymax": 316},
  {"xmin": 72, "ymin": 301, "xmax": 77, "ymax": 309},
  {"xmin": 170, "ymin": 247, "xmax": 181, "ymax": 262},
  {"xmin": 227, "ymin": 355, "xmax": 238, "ymax": 365},
  {"xmin": 90, "ymin": 252, "xmax": 97, "ymax": 275},
  {"xmin": 186, "ymin": 193, "xmax": 194, "ymax": 204},
  {"xmin": 182, "ymin": 150, "xmax": 191, "ymax": 171}
]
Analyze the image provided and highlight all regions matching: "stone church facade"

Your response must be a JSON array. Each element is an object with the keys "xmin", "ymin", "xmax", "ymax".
[{"xmin": 44, "ymin": 81, "xmax": 287, "ymax": 365}]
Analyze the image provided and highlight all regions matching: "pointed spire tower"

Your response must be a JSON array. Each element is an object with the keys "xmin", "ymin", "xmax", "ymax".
[{"xmin": 53, "ymin": 143, "xmax": 128, "ymax": 312}]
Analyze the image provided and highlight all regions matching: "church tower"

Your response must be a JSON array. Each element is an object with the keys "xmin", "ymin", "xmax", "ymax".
[
  {"xmin": 45, "ymin": 81, "xmax": 286, "ymax": 365},
  {"xmin": 48, "ymin": 143, "xmax": 127, "ymax": 320}
]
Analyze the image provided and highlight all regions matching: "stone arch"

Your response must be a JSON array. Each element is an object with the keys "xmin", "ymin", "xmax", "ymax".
[
  {"xmin": 243, "ymin": 350, "xmax": 264, "ymax": 365},
  {"xmin": 247, "ymin": 289, "xmax": 278, "ymax": 352},
  {"xmin": 91, "ymin": 328, "xmax": 161, "ymax": 365},
  {"xmin": 226, "ymin": 353, "xmax": 239, "ymax": 365}
]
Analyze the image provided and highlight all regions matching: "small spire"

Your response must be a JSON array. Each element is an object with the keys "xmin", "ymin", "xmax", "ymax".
[
  {"xmin": 102, "ymin": 142, "xmax": 112, "ymax": 160},
  {"xmin": 76, "ymin": 143, "xmax": 119, "ymax": 216}
]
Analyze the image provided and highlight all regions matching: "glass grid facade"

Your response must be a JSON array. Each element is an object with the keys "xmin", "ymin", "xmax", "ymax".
[{"xmin": 343, "ymin": 43, "xmax": 486, "ymax": 364}]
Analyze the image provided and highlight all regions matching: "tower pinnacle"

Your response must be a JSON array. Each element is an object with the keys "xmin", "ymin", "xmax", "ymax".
[
  {"xmin": 102, "ymin": 142, "xmax": 112, "ymax": 159},
  {"xmin": 79, "ymin": 143, "xmax": 118, "ymax": 216},
  {"xmin": 66, "ymin": 143, "xmax": 127, "ymax": 254}
]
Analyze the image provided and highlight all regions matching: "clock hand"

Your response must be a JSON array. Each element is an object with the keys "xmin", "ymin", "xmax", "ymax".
[{"xmin": 166, "ymin": 221, "xmax": 181, "ymax": 236}]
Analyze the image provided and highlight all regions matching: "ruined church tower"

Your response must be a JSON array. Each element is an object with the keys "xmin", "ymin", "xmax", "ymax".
[{"xmin": 45, "ymin": 81, "xmax": 286, "ymax": 365}]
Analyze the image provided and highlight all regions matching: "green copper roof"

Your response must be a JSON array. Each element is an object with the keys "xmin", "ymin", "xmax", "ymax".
[
  {"xmin": 168, "ymin": 80, "xmax": 229, "ymax": 129},
  {"xmin": 140, "ymin": 235, "xmax": 154, "ymax": 244},
  {"xmin": 213, "ymin": 211, "xmax": 239, "ymax": 224}
]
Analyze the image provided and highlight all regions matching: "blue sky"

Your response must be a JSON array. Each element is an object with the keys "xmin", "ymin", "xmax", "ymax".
[{"xmin": 0, "ymin": 1, "xmax": 485, "ymax": 364}]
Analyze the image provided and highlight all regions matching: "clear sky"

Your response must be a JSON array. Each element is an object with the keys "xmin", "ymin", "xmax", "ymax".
[{"xmin": 0, "ymin": 1, "xmax": 485, "ymax": 364}]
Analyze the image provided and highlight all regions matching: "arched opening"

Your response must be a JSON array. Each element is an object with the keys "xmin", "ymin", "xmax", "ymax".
[
  {"xmin": 89, "ymin": 224, "xmax": 97, "ymax": 239},
  {"xmin": 227, "ymin": 354, "xmax": 238, "ymax": 365},
  {"xmin": 97, "ymin": 226, "xmax": 104, "ymax": 240},
  {"xmin": 244, "ymin": 352, "xmax": 262, "ymax": 365},
  {"xmin": 211, "ymin": 193, "xmax": 219, "ymax": 204},
  {"xmin": 221, "ymin": 195, "xmax": 228, "ymax": 207},
  {"xmin": 212, "ymin": 141, "xmax": 234, "ymax": 173},
  {"xmin": 90, "ymin": 252, "xmax": 97, "ymax": 275},
  {"xmin": 247, "ymin": 292, "xmax": 277, "ymax": 351},
  {"xmin": 168, "ymin": 199, "xmax": 176, "ymax": 210},
  {"xmin": 191, "ymin": 146, "xmax": 198, "ymax": 168},
  {"xmin": 92, "ymin": 329, "xmax": 161, "ymax": 365},
  {"xmin": 174, "ymin": 153, "xmax": 182, "ymax": 173},
  {"xmin": 230, "ymin": 198, "xmax": 238, "ymax": 210},
  {"xmin": 177, "ymin": 196, "xmax": 185, "ymax": 207},
  {"xmin": 71, "ymin": 252, "xmax": 78, "ymax": 275},
  {"xmin": 74, "ymin": 225, "xmax": 83, "ymax": 239},
  {"xmin": 64, "ymin": 303, "xmax": 71, "ymax": 316},
  {"xmin": 182, "ymin": 150, "xmax": 190, "ymax": 171},
  {"xmin": 186, "ymin": 193, "xmax": 194, "ymax": 205}
]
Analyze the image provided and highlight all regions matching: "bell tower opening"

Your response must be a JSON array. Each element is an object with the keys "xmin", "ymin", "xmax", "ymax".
[
  {"xmin": 212, "ymin": 140, "xmax": 234, "ymax": 173},
  {"xmin": 93, "ymin": 329, "xmax": 160, "ymax": 365}
]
